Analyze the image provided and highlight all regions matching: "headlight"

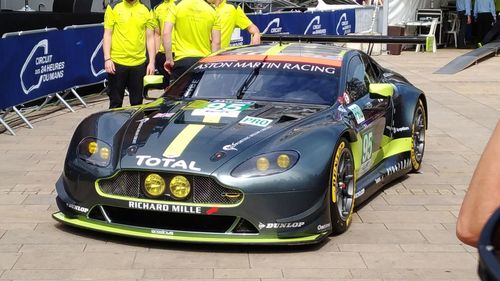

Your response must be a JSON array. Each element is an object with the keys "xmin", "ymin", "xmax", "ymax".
[
  {"xmin": 231, "ymin": 151, "xmax": 299, "ymax": 178},
  {"xmin": 144, "ymin": 174, "xmax": 166, "ymax": 198},
  {"xmin": 77, "ymin": 138, "xmax": 112, "ymax": 167}
]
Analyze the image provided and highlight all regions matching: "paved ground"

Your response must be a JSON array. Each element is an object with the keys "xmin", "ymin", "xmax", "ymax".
[{"xmin": 0, "ymin": 49, "xmax": 499, "ymax": 281}]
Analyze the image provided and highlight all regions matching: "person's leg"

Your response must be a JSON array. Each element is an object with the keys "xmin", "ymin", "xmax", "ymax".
[
  {"xmin": 482, "ymin": 17, "xmax": 500, "ymax": 44},
  {"xmin": 477, "ymin": 13, "xmax": 494, "ymax": 44},
  {"xmin": 155, "ymin": 52, "xmax": 170, "ymax": 88},
  {"xmin": 107, "ymin": 63, "xmax": 128, "ymax": 109},
  {"xmin": 127, "ymin": 63, "xmax": 147, "ymax": 106},
  {"xmin": 457, "ymin": 11, "xmax": 467, "ymax": 48},
  {"xmin": 171, "ymin": 57, "xmax": 202, "ymax": 82}
]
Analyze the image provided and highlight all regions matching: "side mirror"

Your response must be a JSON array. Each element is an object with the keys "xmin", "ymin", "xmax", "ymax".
[
  {"xmin": 143, "ymin": 75, "xmax": 165, "ymax": 100},
  {"xmin": 369, "ymin": 83, "xmax": 394, "ymax": 99}
]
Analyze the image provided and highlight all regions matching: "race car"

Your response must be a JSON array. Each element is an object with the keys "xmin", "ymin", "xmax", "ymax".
[{"xmin": 53, "ymin": 42, "xmax": 427, "ymax": 245}]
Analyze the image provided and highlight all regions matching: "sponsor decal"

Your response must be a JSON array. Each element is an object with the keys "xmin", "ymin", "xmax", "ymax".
[
  {"xmin": 354, "ymin": 188, "xmax": 365, "ymax": 199},
  {"xmin": 151, "ymin": 229, "xmax": 173, "ymax": 235},
  {"xmin": 20, "ymin": 39, "xmax": 66, "ymax": 95},
  {"xmin": 375, "ymin": 158, "xmax": 411, "ymax": 184},
  {"xmin": 195, "ymin": 61, "xmax": 337, "ymax": 75},
  {"xmin": 206, "ymin": 207, "xmax": 219, "ymax": 215},
  {"xmin": 239, "ymin": 116, "xmax": 273, "ymax": 127},
  {"xmin": 343, "ymin": 92, "xmax": 351, "ymax": 104},
  {"xmin": 258, "ymin": 221, "xmax": 305, "ymax": 230},
  {"xmin": 337, "ymin": 105, "xmax": 347, "ymax": 113},
  {"xmin": 129, "ymin": 201, "xmax": 202, "ymax": 214},
  {"xmin": 191, "ymin": 100, "xmax": 253, "ymax": 118},
  {"xmin": 222, "ymin": 126, "xmax": 272, "ymax": 151},
  {"xmin": 347, "ymin": 104, "xmax": 365, "ymax": 124},
  {"xmin": 317, "ymin": 223, "xmax": 331, "ymax": 231},
  {"xmin": 66, "ymin": 203, "xmax": 88, "ymax": 213},
  {"xmin": 386, "ymin": 126, "xmax": 410, "ymax": 134},
  {"xmin": 304, "ymin": 16, "xmax": 327, "ymax": 35},
  {"xmin": 336, "ymin": 13, "xmax": 352, "ymax": 35},
  {"xmin": 135, "ymin": 155, "xmax": 201, "ymax": 171},
  {"xmin": 132, "ymin": 118, "xmax": 149, "ymax": 145},
  {"xmin": 153, "ymin": 112, "xmax": 175, "ymax": 119}
]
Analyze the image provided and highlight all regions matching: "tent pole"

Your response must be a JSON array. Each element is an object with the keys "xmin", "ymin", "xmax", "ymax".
[{"xmin": 382, "ymin": 0, "xmax": 389, "ymax": 53}]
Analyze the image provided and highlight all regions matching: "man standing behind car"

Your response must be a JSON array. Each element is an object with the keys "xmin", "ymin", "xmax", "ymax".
[
  {"xmin": 213, "ymin": 0, "xmax": 260, "ymax": 49},
  {"xmin": 456, "ymin": 0, "xmax": 472, "ymax": 48},
  {"xmin": 103, "ymin": 0, "xmax": 156, "ymax": 109},
  {"xmin": 153, "ymin": 0, "xmax": 176, "ymax": 88},
  {"xmin": 163, "ymin": 0, "xmax": 221, "ymax": 82}
]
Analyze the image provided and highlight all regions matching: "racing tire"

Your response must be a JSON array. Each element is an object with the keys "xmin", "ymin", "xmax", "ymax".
[
  {"xmin": 410, "ymin": 99, "xmax": 426, "ymax": 172},
  {"xmin": 329, "ymin": 138, "xmax": 355, "ymax": 235}
]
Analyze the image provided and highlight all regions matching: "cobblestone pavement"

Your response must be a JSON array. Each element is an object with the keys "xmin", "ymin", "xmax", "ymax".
[{"xmin": 0, "ymin": 49, "xmax": 498, "ymax": 281}]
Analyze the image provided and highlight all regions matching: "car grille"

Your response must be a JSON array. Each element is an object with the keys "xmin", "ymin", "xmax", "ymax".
[{"xmin": 98, "ymin": 172, "xmax": 243, "ymax": 205}]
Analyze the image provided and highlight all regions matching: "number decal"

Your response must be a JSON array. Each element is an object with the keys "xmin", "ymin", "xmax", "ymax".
[{"xmin": 361, "ymin": 131, "xmax": 373, "ymax": 163}]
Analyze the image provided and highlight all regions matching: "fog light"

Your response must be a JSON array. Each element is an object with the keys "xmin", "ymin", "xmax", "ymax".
[
  {"xmin": 256, "ymin": 157, "xmax": 270, "ymax": 171},
  {"xmin": 88, "ymin": 141, "xmax": 98, "ymax": 154},
  {"xmin": 144, "ymin": 174, "xmax": 166, "ymax": 198},
  {"xmin": 169, "ymin": 175, "xmax": 190, "ymax": 199},
  {"xmin": 276, "ymin": 154, "xmax": 290, "ymax": 169}
]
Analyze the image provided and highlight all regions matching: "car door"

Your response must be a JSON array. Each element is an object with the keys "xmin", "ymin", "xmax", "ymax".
[{"xmin": 343, "ymin": 54, "xmax": 389, "ymax": 177}]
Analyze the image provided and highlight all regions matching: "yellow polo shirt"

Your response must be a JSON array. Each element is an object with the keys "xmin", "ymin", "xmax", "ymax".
[
  {"xmin": 153, "ymin": 0, "xmax": 176, "ymax": 53},
  {"xmin": 166, "ymin": 0, "xmax": 221, "ymax": 61},
  {"xmin": 216, "ymin": 1, "xmax": 252, "ymax": 49},
  {"xmin": 104, "ymin": 0, "xmax": 155, "ymax": 66}
]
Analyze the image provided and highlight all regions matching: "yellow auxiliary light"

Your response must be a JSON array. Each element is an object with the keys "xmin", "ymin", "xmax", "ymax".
[
  {"xmin": 169, "ymin": 175, "xmax": 191, "ymax": 199},
  {"xmin": 256, "ymin": 157, "xmax": 270, "ymax": 171},
  {"xmin": 99, "ymin": 147, "xmax": 110, "ymax": 160},
  {"xmin": 88, "ymin": 141, "xmax": 98, "ymax": 154},
  {"xmin": 144, "ymin": 174, "xmax": 166, "ymax": 198},
  {"xmin": 277, "ymin": 154, "xmax": 291, "ymax": 169}
]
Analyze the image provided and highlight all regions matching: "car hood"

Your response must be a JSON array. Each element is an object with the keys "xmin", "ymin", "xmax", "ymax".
[{"xmin": 119, "ymin": 99, "xmax": 327, "ymax": 174}]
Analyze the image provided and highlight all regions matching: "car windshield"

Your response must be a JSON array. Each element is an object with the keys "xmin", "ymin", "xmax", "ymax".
[{"xmin": 166, "ymin": 60, "xmax": 340, "ymax": 105}]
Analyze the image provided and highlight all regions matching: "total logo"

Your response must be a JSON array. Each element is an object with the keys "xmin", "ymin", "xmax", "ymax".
[
  {"xmin": 20, "ymin": 39, "xmax": 66, "ymax": 95},
  {"xmin": 258, "ymin": 221, "xmax": 305, "ymax": 229},
  {"xmin": 304, "ymin": 16, "xmax": 326, "ymax": 35},
  {"xmin": 135, "ymin": 155, "xmax": 201, "ymax": 171},
  {"xmin": 262, "ymin": 18, "xmax": 288, "ymax": 34}
]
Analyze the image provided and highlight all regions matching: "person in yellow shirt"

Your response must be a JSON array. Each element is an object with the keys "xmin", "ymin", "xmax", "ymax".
[
  {"xmin": 162, "ymin": 0, "xmax": 221, "ymax": 82},
  {"xmin": 103, "ymin": 0, "xmax": 156, "ymax": 109},
  {"xmin": 213, "ymin": 0, "xmax": 260, "ymax": 49},
  {"xmin": 153, "ymin": 0, "xmax": 175, "ymax": 88}
]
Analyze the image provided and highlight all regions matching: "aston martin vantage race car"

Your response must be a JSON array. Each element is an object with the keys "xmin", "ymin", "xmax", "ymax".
[{"xmin": 53, "ymin": 42, "xmax": 427, "ymax": 244}]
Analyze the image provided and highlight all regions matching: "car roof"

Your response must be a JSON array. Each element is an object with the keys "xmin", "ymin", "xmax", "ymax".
[{"xmin": 202, "ymin": 43, "xmax": 350, "ymax": 67}]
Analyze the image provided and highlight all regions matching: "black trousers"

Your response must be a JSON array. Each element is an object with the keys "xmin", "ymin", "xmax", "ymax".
[
  {"xmin": 107, "ymin": 62, "xmax": 146, "ymax": 109},
  {"xmin": 172, "ymin": 57, "xmax": 202, "ymax": 82},
  {"xmin": 482, "ymin": 18, "xmax": 500, "ymax": 44},
  {"xmin": 155, "ymin": 52, "xmax": 171, "ymax": 88},
  {"xmin": 476, "ymin": 13, "xmax": 494, "ymax": 44},
  {"xmin": 457, "ymin": 11, "xmax": 468, "ymax": 48}
]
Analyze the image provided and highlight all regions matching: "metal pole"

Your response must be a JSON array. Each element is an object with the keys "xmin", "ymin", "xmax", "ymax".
[
  {"xmin": 0, "ymin": 117, "xmax": 16, "ymax": 136},
  {"xmin": 71, "ymin": 88, "xmax": 88, "ymax": 107},
  {"xmin": 12, "ymin": 106, "xmax": 34, "ymax": 129},
  {"xmin": 382, "ymin": 0, "xmax": 389, "ymax": 53},
  {"xmin": 55, "ymin": 92, "xmax": 75, "ymax": 112}
]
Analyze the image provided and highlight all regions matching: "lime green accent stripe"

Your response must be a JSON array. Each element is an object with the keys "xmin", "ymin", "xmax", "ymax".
[
  {"xmin": 265, "ymin": 43, "xmax": 290, "ymax": 55},
  {"xmin": 163, "ymin": 124, "xmax": 204, "ymax": 158},
  {"xmin": 351, "ymin": 136, "xmax": 412, "ymax": 175},
  {"xmin": 52, "ymin": 212, "xmax": 324, "ymax": 244}
]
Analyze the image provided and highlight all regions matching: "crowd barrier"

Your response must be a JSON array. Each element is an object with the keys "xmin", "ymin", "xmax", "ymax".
[{"xmin": 0, "ymin": 23, "xmax": 106, "ymax": 135}]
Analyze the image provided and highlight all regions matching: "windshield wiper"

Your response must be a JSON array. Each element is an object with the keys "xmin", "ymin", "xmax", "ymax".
[{"xmin": 235, "ymin": 59, "xmax": 265, "ymax": 99}]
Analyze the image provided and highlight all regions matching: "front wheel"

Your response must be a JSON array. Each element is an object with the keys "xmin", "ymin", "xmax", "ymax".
[
  {"xmin": 410, "ymin": 99, "xmax": 426, "ymax": 172},
  {"xmin": 329, "ymin": 138, "xmax": 355, "ymax": 235}
]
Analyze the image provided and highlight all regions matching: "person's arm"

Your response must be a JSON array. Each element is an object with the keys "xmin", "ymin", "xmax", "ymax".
[
  {"xmin": 247, "ymin": 24, "xmax": 261, "ymax": 45},
  {"xmin": 146, "ymin": 28, "xmax": 156, "ymax": 75},
  {"xmin": 103, "ymin": 28, "xmax": 115, "ymax": 74},
  {"xmin": 456, "ymin": 121, "xmax": 500, "ymax": 247},
  {"xmin": 162, "ymin": 22, "xmax": 174, "ymax": 73},
  {"xmin": 211, "ymin": 29, "xmax": 221, "ymax": 52},
  {"xmin": 466, "ymin": 0, "xmax": 472, "ymax": 24}
]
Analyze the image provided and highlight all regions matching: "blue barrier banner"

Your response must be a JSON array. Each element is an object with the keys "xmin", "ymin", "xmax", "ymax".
[
  {"xmin": 243, "ymin": 9, "xmax": 356, "ymax": 45},
  {"xmin": 64, "ymin": 25, "xmax": 106, "ymax": 87},
  {"xmin": 0, "ymin": 30, "xmax": 69, "ymax": 110}
]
